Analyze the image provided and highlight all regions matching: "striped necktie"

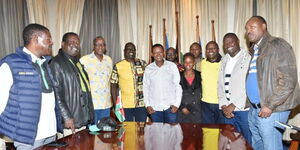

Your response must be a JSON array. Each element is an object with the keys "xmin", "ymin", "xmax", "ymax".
[{"xmin": 36, "ymin": 60, "xmax": 49, "ymax": 90}]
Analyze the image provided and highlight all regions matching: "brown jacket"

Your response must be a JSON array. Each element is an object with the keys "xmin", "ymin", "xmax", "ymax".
[{"xmin": 249, "ymin": 33, "xmax": 300, "ymax": 112}]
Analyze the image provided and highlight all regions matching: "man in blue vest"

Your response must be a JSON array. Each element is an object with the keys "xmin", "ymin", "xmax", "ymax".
[{"xmin": 0, "ymin": 24, "xmax": 62, "ymax": 149}]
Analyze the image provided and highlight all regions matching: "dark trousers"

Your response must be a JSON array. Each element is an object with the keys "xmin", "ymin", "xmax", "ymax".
[
  {"xmin": 124, "ymin": 107, "xmax": 147, "ymax": 122},
  {"xmin": 150, "ymin": 108, "xmax": 177, "ymax": 123},
  {"xmin": 201, "ymin": 101, "xmax": 224, "ymax": 124}
]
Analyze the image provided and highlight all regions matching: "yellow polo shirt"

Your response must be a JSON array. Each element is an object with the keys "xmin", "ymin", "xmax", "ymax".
[{"xmin": 201, "ymin": 58, "xmax": 220, "ymax": 104}]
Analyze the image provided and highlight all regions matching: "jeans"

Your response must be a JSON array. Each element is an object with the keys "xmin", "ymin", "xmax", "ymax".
[
  {"xmin": 150, "ymin": 108, "xmax": 177, "ymax": 123},
  {"xmin": 94, "ymin": 108, "xmax": 111, "ymax": 124},
  {"xmin": 224, "ymin": 110, "xmax": 252, "ymax": 145},
  {"xmin": 124, "ymin": 107, "xmax": 147, "ymax": 122},
  {"xmin": 201, "ymin": 101, "xmax": 224, "ymax": 124},
  {"xmin": 14, "ymin": 135, "xmax": 56, "ymax": 150},
  {"xmin": 248, "ymin": 107, "xmax": 290, "ymax": 150}
]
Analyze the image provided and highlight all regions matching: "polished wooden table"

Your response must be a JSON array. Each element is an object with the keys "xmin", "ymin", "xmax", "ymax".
[{"xmin": 36, "ymin": 122, "xmax": 253, "ymax": 150}]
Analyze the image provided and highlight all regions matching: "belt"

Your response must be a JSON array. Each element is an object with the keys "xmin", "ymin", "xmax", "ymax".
[{"xmin": 251, "ymin": 103, "xmax": 261, "ymax": 109}]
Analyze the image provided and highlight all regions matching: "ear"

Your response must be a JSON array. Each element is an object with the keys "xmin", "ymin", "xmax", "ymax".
[
  {"xmin": 262, "ymin": 23, "xmax": 267, "ymax": 31},
  {"xmin": 32, "ymin": 34, "xmax": 39, "ymax": 44},
  {"xmin": 61, "ymin": 41, "xmax": 65, "ymax": 48}
]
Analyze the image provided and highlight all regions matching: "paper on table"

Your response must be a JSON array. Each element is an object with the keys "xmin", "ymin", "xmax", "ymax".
[{"xmin": 276, "ymin": 121, "xmax": 300, "ymax": 131}]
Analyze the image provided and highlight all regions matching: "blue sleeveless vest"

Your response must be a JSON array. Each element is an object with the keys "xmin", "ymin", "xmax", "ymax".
[{"xmin": 0, "ymin": 47, "xmax": 60, "ymax": 145}]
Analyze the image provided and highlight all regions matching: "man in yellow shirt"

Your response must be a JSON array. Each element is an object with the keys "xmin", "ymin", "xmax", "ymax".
[
  {"xmin": 110, "ymin": 42, "xmax": 147, "ymax": 122},
  {"xmin": 201, "ymin": 41, "xmax": 224, "ymax": 124}
]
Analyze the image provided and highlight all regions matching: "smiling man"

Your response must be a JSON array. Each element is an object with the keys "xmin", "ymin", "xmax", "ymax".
[
  {"xmin": 50, "ymin": 32, "xmax": 94, "ymax": 137},
  {"xmin": 110, "ymin": 42, "xmax": 147, "ymax": 122},
  {"xmin": 143, "ymin": 44, "xmax": 182, "ymax": 123},
  {"xmin": 200, "ymin": 41, "xmax": 224, "ymax": 124},
  {"xmin": 80, "ymin": 36, "xmax": 113, "ymax": 123},
  {"xmin": 218, "ymin": 33, "xmax": 251, "ymax": 144},
  {"xmin": 0, "ymin": 24, "xmax": 63, "ymax": 149}
]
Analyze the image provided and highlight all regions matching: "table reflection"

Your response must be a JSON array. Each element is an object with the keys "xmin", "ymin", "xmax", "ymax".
[
  {"xmin": 36, "ymin": 122, "xmax": 252, "ymax": 150},
  {"xmin": 218, "ymin": 124, "xmax": 248, "ymax": 150},
  {"xmin": 144, "ymin": 123, "xmax": 183, "ymax": 150}
]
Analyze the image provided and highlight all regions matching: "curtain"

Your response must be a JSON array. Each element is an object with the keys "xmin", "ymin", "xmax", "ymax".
[
  {"xmin": 136, "ymin": 0, "xmax": 176, "ymax": 61},
  {"xmin": 79, "ymin": 0, "xmax": 121, "ymax": 63},
  {"xmin": 118, "ymin": 0, "xmax": 136, "ymax": 57},
  {"xmin": 118, "ymin": 0, "xmax": 229, "ymax": 61},
  {"xmin": 289, "ymin": 0, "xmax": 300, "ymax": 80},
  {"xmin": 26, "ymin": 0, "xmax": 48, "ymax": 26},
  {"xmin": 45, "ymin": 0, "xmax": 59, "ymax": 54},
  {"xmin": 233, "ymin": 0, "xmax": 253, "ymax": 50},
  {"xmin": 55, "ymin": 0, "xmax": 85, "ymax": 55},
  {"xmin": 179, "ymin": 0, "xmax": 227, "ymax": 55},
  {"xmin": 257, "ymin": 0, "xmax": 290, "ymax": 40},
  {"xmin": 118, "ymin": 0, "xmax": 176, "ymax": 61},
  {"xmin": 0, "ymin": 0, "xmax": 29, "ymax": 59}
]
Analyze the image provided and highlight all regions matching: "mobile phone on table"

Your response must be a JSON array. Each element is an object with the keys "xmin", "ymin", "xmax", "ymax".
[{"xmin": 46, "ymin": 141, "xmax": 68, "ymax": 147}]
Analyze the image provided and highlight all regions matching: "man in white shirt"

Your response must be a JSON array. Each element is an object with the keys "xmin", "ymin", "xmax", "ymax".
[
  {"xmin": 218, "ymin": 33, "xmax": 251, "ymax": 144},
  {"xmin": 143, "ymin": 44, "xmax": 182, "ymax": 123},
  {"xmin": 144, "ymin": 123, "xmax": 183, "ymax": 150},
  {"xmin": 0, "ymin": 24, "xmax": 62, "ymax": 150}
]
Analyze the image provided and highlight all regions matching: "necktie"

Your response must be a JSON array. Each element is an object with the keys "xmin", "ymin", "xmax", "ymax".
[{"xmin": 36, "ymin": 60, "xmax": 49, "ymax": 90}]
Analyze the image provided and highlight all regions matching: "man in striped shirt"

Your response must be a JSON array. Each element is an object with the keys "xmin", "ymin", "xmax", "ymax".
[
  {"xmin": 245, "ymin": 16, "xmax": 300, "ymax": 150},
  {"xmin": 218, "ymin": 33, "xmax": 251, "ymax": 144}
]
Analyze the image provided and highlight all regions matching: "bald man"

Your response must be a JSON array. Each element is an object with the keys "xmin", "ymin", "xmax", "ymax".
[{"xmin": 245, "ymin": 16, "xmax": 300, "ymax": 150}]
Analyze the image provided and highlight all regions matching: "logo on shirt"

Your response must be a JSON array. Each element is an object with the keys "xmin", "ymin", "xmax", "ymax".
[{"xmin": 18, "ymin": 72, "xmax": 34, "ymax": 75}]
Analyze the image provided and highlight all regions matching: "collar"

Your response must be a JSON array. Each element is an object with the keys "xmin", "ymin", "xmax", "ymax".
[
  {"xmin": 92, "ymin": 52, "xmax": 106, "ymax": 61},
  {"xmin": 23, "ymin": 47, "xmax": 46, "ymax": 63},
  {"xmin": 154, "ymin": 59, "xmax": 166, "ymax": 67},
  {"xmin": 228, "ymin": 49, "xmax": 242, "ymax": 60},
  {"xmin": 206, "ymin": 53, "xmax": 222, "ymax": 63},
  {"xmin": 255, "ymin": 37, "xmax": 263, "ymax": 48},
  {"xmin": 59, "ymin": 49, "xmax": 79, "ymax": 63}
]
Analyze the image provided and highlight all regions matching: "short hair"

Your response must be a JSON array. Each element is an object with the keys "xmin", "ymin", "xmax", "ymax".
[
  {"xmin": 166, "ymin": 47, "xmax": 177, "ymax": 53},
  {"xmin": 93, "ymin": 36, "xmax": 105, "ymax": 45},
  {"xmin": 23, "ymin": 24, "xmax": 49, "ymax": 46},
  {"xmin": 152, "ymin": 44, "xmax": 164, "ymax": 52},
  {"xmin": 206, "ymin": 41, "xmax": 219, "ymax": 50},
  {"xmin": 124, "ymin": 42, "xmax": 136, "ymax": 51},
  {"xmin": 251, "ymin": 16, "xmax": 267, "ymax": 26},
  {"xmin": 183, "ymin": 52, "xmax": 195, "ymax": 61},
  {"xmin": 62, "ymin": 32, "xmax": 78, "ymax": 43},
  {"xmin": 189, "ymin": 42, "xmax": 202, "ymax": 50},
  {"xmin": 223, "ymin": 33, "xmax": 239, "ymax": 41}
]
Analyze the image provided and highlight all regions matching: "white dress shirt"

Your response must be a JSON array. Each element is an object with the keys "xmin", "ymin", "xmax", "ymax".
[
  {"xmin": 144, "ymin": 123, "xmax": 183, "ymax": 150},
  {"xmin": 143, "ymin": 60, "xmax": 182, "ymax": 111},
  {"xmin": 0, "ymin": 47, "xmax": 56, "ymax": 140}
]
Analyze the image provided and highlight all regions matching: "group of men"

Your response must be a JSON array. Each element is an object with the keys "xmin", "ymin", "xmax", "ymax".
[{"xmin": 0, "ymin": 15, "xmax": 299, "ymax": 150}]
